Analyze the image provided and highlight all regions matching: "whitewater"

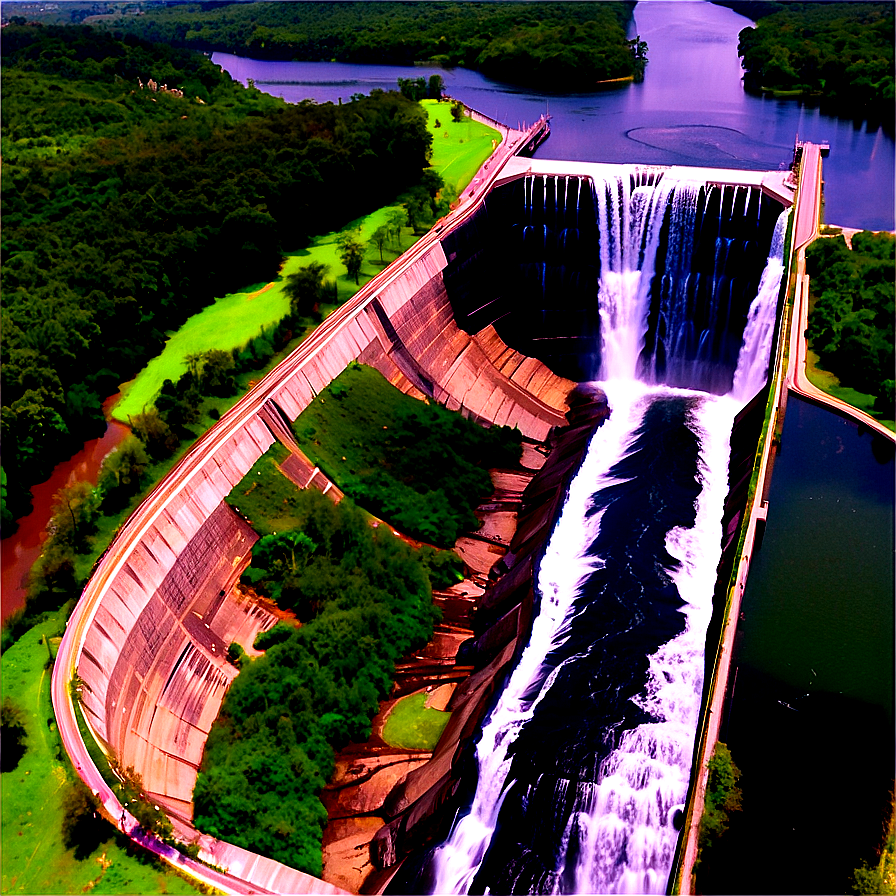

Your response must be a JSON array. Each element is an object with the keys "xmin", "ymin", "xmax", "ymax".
[{"xmin": 427, "ymin": 174, "xmax": 789, "ymax": 894}]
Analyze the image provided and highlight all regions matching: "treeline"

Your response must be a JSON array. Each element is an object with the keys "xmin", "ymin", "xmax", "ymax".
[
  {"xmin": 196, "ymin": 484, "xmax": 441, "ymax": 875},
  {"xmin": 1, "ymin": 22, "xmax": 436, "ymax": 528},
  {"xmin": 98, "ymin": 1, "xmax": 643, "ymax": 89},
  {"xmin": 722, "ymin": 2, "xmax": 894, "ymax": 121},
  {"xmin": 805, "ymin": 231, "xmax": 895, "ymax": 415}
]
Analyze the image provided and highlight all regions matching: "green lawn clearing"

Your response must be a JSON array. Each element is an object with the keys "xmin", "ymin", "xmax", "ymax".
[
  {"xmin": 111, "ymin": 100, "xmax": 498, "ymax": 424},
  {"xmin": 806, "ymin": 347, "xmax": 895, "ymax": 432},
  {"xmin": 422, "ymin": 98, "xmax": 501, "ymax": 196},
  {"xmin": 0, "ymin": 610, "xmax": 203, "ymax": 896},
  {"xmin": 381, "ymin": 691, "xmax": 451, "ymax": 751}
]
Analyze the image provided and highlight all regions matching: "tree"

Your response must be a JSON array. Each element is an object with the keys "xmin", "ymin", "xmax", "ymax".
[
  {"xmin": 370, "ymin": 225, "xmax": 389, "ymax": 264},
  {"xmin": 450, "ymin": 100, "xmax": 465, "ymax": 122},
  {"xmin": 696, "ymin": 742, "xmax": 743, "ymax": 868},
  {"xmin": 1, "ymin": 698, "xmax": 28, "ymax": 772},
  {"xmin": 336, "ymin": 231, "xmax": 364, "ymax": 284},
  {"xmin": 130, "ymin": 408, "xmax": 179, "ymax": 461},
  {"xmin": 388, "ymin": 210, "xmax": 407, "ymax": 248},
  {"xmin": 427, "ymin": 74, "xmax": 444, "ymax": 99},
  {"xmin": 397, "ymin": 76, "xmax": 427, "ymax": 101},
  {"xmin": 284, "ymin": 261, "xmax": 330, "ymax": 318},
  {"xmin": 52, "ymin": 480, "xmax": 101, "ymax": 553},
  {"xmin": 199, "ymin": 348, "xmax": 238, "ymax": 397},
  {"xmin": 97, "ymin": 436, "xmax": 149, "ymax": 512}
]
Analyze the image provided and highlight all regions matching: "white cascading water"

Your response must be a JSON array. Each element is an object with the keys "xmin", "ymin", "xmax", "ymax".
[
  {"xmin": 429, "ymin": 380, "xmax": 650, "ymax": 895},
  {"xmin": 569, "ymin": 389, "xmax": 739, "ymax": 895},
  {"xmin": 428, "ymin": 172, "xmax": 788, "ymax": 895},
  {"xmin": 730, "ymin": 209, "xmax": 791, "ymax": 402}
]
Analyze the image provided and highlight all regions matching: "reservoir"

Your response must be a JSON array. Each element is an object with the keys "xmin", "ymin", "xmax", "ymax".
[{"xmin": 214, "ymin": 1, "xmax": 895, "ymax": 231}]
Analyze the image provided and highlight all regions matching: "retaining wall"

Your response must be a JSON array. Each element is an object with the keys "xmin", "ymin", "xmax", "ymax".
[{"xmin": 64, "ymin": 186, "xmax": 573, "ymax": 893}]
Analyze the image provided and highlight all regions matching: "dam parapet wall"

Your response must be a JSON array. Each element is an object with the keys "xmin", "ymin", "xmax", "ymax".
[{"xmin": 53, "ymin": 119, "xmax": 572, "ymax": 895}]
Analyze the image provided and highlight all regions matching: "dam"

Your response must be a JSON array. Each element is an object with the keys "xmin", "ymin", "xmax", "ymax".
[{"xmin": 52, "ymin": 123, "xmax": 815, "ymax": 895}]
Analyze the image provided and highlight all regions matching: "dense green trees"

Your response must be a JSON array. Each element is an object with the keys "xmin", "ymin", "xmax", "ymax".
[
  {"xmin": 293, "ymin": 364, "xmax": 523, "ymax": 547},
  {"xmin": 728, "ymin": 2, "xmax": 894, "ymax": 120},
  {"xmin": 97, "ymin": 2, "xmax": 641, "ymax": 90},
  {"xmin": 805, "ymin": 232, "xmax": 895, "ymax": 415},
  {"xmin": 2, "ymin": 23, "xmax": 436, "ymax": 528},
  {"xmin": 195, "ymin": 489, "xmax": 440, "ymax": 875}
]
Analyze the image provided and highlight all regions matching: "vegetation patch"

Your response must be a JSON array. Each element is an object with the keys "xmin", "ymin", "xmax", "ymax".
[
  {"xmin": 98, "ymin": 2, "xmax": 644, "ymax": 90},
  {"xmin": 381, "ymin": 691, "xmax": 451, "ymax": 751},
  {"xmin": 805, "ymin": 231, "xmax": 894, "ymax": 425},
  {"xmin": 291, "ymin": 363, "xmax": 522, "ymax": 547},
  {"xmin": 695, "ymin": 742, "xmax": 743, "ymax": 875},
  {"xmin": 729, "ymin": 1, "xmax": 894, "ymax": 119},
  {"xmin": 2, "ymin": 23, "xmax": 435, "ymax": 524},
  {"xmin": 195, "ymin": 489, "xmax": 440, "ymax": 876},
  {"xmin": 0, "ymin": 609, "xmax": 203, "ymax": 895}
]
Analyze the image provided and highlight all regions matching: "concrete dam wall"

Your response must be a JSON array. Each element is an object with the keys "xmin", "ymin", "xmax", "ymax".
[
  {"xmin": 58, "ymin": 151, "xmax": 794, "ymax": 893},
  {"xmin": 61, "ymin": 168, "xmax": 574, "ymax": 891}
]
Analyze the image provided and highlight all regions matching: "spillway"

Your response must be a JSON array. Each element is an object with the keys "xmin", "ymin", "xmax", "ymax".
[{"xmin": 424, "ymin": 172, "xmax": 789, "ymax": 894}]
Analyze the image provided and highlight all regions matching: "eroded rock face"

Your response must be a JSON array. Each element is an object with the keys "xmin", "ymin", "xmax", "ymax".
[{"xmin": 368, "ymin": 385, "xmax": 612, "ymax": 883}]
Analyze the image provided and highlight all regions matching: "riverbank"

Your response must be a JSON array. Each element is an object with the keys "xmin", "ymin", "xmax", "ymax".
[{"xmin": 1, "ymin": 97, "xmax": 501, "ymax": 625}]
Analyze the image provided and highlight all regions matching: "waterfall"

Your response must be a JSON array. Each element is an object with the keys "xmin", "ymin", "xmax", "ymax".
[
  {"xmin": 429, "ymin": 383, "xmax": 654, "ymax": 895},
  {"xmin": 730, "ymin": 209, "xmax": 790, "ymax": 402},
  {"xmin": 425, "ymin": 168, "xmax": 789, "ymax": 895},
  {"xmin": 570, "ymin": 393, "xmax": 738, "ymax": 895}
]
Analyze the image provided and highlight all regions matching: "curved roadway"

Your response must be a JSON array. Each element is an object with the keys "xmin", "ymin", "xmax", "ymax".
[{"xmin": 50, "ymin": 118, "xmax": 546, "ymax": 895}]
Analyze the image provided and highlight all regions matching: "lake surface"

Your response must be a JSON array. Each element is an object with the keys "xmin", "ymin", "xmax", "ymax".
[{"xmin": 214, "ymin": 0, "xmax": 895, "ymax": 230}]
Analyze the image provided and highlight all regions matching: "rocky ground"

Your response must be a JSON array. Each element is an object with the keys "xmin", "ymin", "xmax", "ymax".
[{"xmin": 319, "ymin": 442, "xmax": 548, "ymax": 894}]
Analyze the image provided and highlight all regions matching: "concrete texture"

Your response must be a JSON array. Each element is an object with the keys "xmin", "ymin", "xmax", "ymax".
[{"xmin": 53, "ymin": 117, "xmax": 568, "ymax": 895}]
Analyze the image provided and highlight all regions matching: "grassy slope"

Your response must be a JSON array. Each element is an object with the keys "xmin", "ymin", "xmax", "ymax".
[
  {"xmin": 0, "ymin": 610, "xmax": 202, "ymax": 896},
  {"xmin": 112, "ymin": 100, "xmax": 498, "ymax": 423},
  {"xmin": 381, "ymin": 692, "xmax": 451, "ymax": 751},
  {"xmin": 805, "ymin": 348, "xmax": 896, "ymax": 432}
]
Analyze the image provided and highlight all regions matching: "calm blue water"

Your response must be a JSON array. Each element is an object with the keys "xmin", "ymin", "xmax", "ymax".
[{"xmin": 214, "ymin": 0, "xmax": 895, "ymax": 230}]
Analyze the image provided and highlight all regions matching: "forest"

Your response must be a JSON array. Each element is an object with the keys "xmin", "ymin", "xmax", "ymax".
[
  {"xmin": 805, "ymin": 231, "xmax": 895, "ymax": 416},
  {"xmin": 721, "ymin": 1, "xmax": 894, "ymax": 121},
  {"xmin": 89, "ymin": 1, "xmax": 643, "ymax": 89},
  {"xmin": 1, "ymin": 23, "xmax": 439, "ymax": 528},
  {"xmin": 196, "ymin": 487, "xmax": 440, "ymax": 876}
]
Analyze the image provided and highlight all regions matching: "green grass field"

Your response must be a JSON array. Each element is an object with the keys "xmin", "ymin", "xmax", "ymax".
[
  {"xmin": 422, "ymin": 98, "xmax": 501, "ymax": 195},
  {"xmin": 381, "ymin": 691, "xmax": 451, "ymax": 751},
  {"xmin": 1, "ymin": 610, "xmax": 203, "ymax": 896},
  {"xmin": 112, "ymin": 100, "xmax": 498, "ymax": 423},
  {"xmin": 805, "ymin": 347, "xmax": 895, "ymax": 432}
]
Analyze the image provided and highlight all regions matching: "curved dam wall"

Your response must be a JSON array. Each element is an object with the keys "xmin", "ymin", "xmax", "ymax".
[
  {"xmin": 65, "ymin": 181, "xmax": 573, "ymax": 890},
  {"xmin": 62, "ymin": 150, "xmax": 794, "ymax": 893}
]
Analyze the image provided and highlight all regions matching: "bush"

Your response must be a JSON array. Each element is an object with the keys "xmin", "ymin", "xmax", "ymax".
[
  {"xmin": 1, "ymin": 697, "xmax": 28, "ymax": 772},
  {"xmin": 696, "ymin": 742, "xmax": 743, "ymax": 867}
]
